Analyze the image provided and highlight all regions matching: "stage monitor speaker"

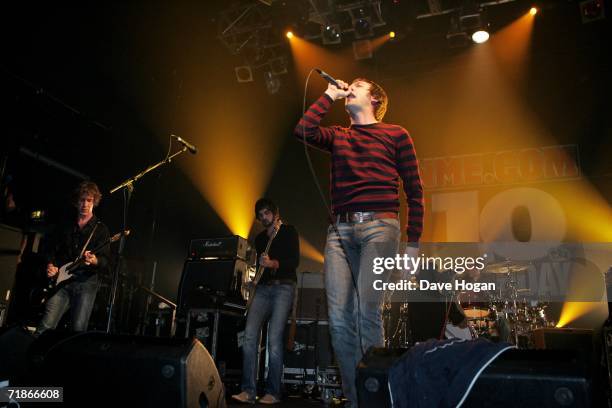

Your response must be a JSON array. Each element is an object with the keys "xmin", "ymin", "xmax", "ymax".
[
  {"xmin": 0, "ymin": 325, "xmax": 35, "ymax": 383},
  {"xmin": 177, "ymin": 259, "xmax": 246, "ymax": 311},
  {"xmin": 28, "ymin": 331, "xmax": 226, "ymax": 407},
  {"xmin": 357, "ymin": 347, "xmax": 591, "ymax": 407},
  {"xmin": 356, "ymin": 347, "xmax": 408, "ymax": 407},
  {"xmin": 464, "ymin": 349, "xmax": 591, "ymax": 407}
]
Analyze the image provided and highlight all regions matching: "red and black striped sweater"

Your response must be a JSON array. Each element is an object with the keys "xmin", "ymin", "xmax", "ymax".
[{"xmin": 295, "ymin": 94, "xmax": 424, "ymax": 242}]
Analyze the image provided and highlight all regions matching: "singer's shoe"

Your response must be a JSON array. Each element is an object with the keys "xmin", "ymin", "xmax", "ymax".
[
  {"xmin": 258, "ymin": 394, "xmax": 281, "ymax": 405},
  {"xmin": 231, "ymin": 391, "xmax": 255, "ymax": 404}
]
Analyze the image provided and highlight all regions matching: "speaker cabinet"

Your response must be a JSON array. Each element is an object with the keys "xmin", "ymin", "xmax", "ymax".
[
  {"xmin": 177, "ymin": 260, "xmax": 246, "ymax": 311},
  {"xmin": 0, "ymin": 223, "xmax": 22, "ymax": 325},
  {"xmin": 0, "ymin": 325, "xmax": 36, "ymax": 383},
  {"xmin": 28, "ymin": 331, "xmax": 226, "ymax": 407},
  {"xmin": 533, "ymin": 328, "xmax": 593, "ymax": 354},
  {"xmin": 357, "ymin": 347, "xmax": 591, "ymax": 408},
  {"xmin": 464, "ymin": 349, "xmax": 591, "ymax": 407},
  {"xmin": 356, "ymin": 347, "xmax": 408, "ymax": 407}
]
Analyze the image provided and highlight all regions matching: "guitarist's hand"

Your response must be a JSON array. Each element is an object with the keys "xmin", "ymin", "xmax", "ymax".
[
  {"xmin": 47, "ymin": 263, "xmax": 59, "ymax": 278},
  {"xmin": 259, "ymin": 255, "xmax": 279, "ymax": 269},
  {"xmin": 84, "ymin": 251, "xmax": 98, "ymax": 266}
]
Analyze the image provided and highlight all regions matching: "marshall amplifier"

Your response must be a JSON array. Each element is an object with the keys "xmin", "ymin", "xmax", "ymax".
[{"xmin": 188, "ymin": 236, "xmax": 248, "ymax": 261}]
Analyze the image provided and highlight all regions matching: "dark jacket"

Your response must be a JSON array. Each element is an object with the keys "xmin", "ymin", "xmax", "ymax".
[
  {"xmin": 255, "ymin": 223, "xmax": 299, "ymax": 284},
  {"xmin": 44, "ymin": 214, "xmax": 111, "ymax": 282}
]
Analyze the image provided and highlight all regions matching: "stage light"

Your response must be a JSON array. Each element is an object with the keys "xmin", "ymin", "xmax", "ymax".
[
  {"xmin": 529, "ymin": 7, "xmax": 538, "ymax": 16},
  {"xmin": 472, "ymin": 30, "xmax": 490, "ymax": 44},
  {"xmin": 580, "ymin": 0, "xmax": 605, "ymax": 23},
  {"xmin": 322, "ymin": 24, "xmax": 341, "ymax": 45},
  {"xmin": 389, "ymin": 31, "xmax": 396, "ymax": 39},
  {"xmin": 286, "ymin": 31, "xmax": 294, "ymax": 39},
  {"xmin": 353, "ymin": 17, "xmax": 373, "ymax": 39},
  {"xmin": 299, "ymin": 237, "xmax": 324, "ymax": 264},
  {"xmin": 264, "ymin": 71, "xmax": 281, "ymax": 94},
  {"xmin": 234, "ymin": 66, "xmax": 253, "ymax": 83},
  {"xmin": 557, "ymin": 302, "xmax": 601, "ymax": 327}
]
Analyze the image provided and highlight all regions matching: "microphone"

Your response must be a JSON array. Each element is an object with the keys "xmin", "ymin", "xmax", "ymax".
[
  {"xmin": 171, "ymin": 134, "xmax": 198, "ymax": 154},
  {"xmin": 315, "ymin": 69, "xmax": 347, "ymax": 90}
]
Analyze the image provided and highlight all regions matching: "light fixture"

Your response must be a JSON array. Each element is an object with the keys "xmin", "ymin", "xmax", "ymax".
[
  {"xmin": 529, "ymin": 7, "xmax": 538, "ymax": 16},
  {"xmin": 235, "ymin": 66, "xmax": 253, "ymax": 83},
  {"xmin": 580, "ymin": 0, "xmax": 605, "ymax": 23},
  {"xmin": 264, "ymin": 71, "xmax": 281, "ymax": 94},
  {"xmin": 321, "ymin": 24, "xmax": 341, "ymax": 45},
  {"xmin": 286, "ymin": 31, "xmax": 294, "ymax": 39},
  {"xmin": 456, "ymin": 2, "xmax": 490, "ymax": 45},
  {"xmin": 446, "ymin": 16, "xmax": 470, "ymax": 48},
  {"xmin": 268, "ymin": 57, "xmax": 288, "ymax": 75},
  {"xmin": 471, "ymin": 30, "xmax": 490, "ymax": 44},
  {"xmin": 352, "ymin": 7, "xmax": 373, "ymax": 39},
  {"xmin": 354, "ymin": 17, "xmax": 372, "ymax": 38}
]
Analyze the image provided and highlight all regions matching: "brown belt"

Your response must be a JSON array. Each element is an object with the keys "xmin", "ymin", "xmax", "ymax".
[{"xmin": 335, "ymin": 211, "xmax": 398, "ymax": 224}]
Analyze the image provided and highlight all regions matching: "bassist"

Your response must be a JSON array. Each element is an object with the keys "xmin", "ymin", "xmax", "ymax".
[
  {"xmin": 232, "ymin": 198, "xmax": 299, "ymax": 405},
  {"xmin": 35, "ymin": 181, "xmax": 110, "ymax": 336}
]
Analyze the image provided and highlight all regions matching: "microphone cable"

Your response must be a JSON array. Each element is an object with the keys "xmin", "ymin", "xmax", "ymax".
[{"xmin": 300, "ymin": 69, "xmax": 366, "ymax": 356}]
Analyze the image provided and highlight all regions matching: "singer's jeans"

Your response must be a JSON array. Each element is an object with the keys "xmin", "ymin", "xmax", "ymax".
[
  {"xmin": 324, "ymin": 218, "xmax": 400, "ymax": 407},
  {"xmin": 36, "ymin": 276, "xmax": 99, "ymax": 335},
  {"xmin": 241, "ymin": 283, "xmax": 294, "ymax": 399}
]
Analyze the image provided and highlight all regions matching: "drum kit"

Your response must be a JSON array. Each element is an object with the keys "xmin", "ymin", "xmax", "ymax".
[{"xmin": 383, "ymin": 260, "xmax": 556, "ymax": 348}]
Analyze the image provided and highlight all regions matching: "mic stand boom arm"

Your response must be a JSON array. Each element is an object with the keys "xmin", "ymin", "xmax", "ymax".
[
  {"xmin": 110, "ymin": 147, "xmax": 188, "ymax": 194},
  {"xmin": 105, "ymin": 146, "xmax": 189, "ymax": 333}
]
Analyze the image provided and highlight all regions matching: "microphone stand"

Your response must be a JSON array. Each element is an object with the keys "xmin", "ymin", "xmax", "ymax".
[{"xmin": 106, "ymin": 146, "xmax": 189, "ymax": 333}]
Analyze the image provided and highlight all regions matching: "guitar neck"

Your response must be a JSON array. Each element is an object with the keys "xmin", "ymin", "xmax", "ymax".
[{"xmin": 252, "ymin": 223, "xmax": 280, "ymax": 284}]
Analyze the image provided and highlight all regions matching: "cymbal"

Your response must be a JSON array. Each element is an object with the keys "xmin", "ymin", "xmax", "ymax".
[{"xmin": 485, "ymin": 262, "xmax": 529, "ymax": 274}]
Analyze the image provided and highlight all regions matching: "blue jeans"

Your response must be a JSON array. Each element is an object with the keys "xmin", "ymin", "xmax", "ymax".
[
  {"xmin": 36, "ymin": 276, "xmax": 99, "ymax": 335},
  {"xmin": 324, "ymin": 218, "xmax": 401, "ymax": 406},
  {"xmin": 241, "ymin": 283, "xmax": 294, "ymax": 399}
]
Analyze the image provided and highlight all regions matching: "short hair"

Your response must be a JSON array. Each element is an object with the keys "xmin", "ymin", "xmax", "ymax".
[
  {"xmin": 255, "ymin": 198, "xmax": 278, "ymax": 218},
  {"xmin": 73, "ymin": 181, "xmax": 102, "ymax": 207},
  {"xmin": 354, "ymin": 77, "xmax": 388, "ymax": 121}
]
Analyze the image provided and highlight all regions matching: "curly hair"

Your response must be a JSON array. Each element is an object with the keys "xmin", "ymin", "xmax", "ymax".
[{"xmin": 73, "ymin": 181, "xmax": 102, "ymax": 207}]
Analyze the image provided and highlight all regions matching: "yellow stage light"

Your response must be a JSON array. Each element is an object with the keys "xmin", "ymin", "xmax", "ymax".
[
  {"xmin": 472, "ymin": 30, "xmax": 490, "ymax": 44},
  {"xmin": 286, "ymin": 31, "xmax": 294, "ymax": 39},
  {"xmin": 557, "ymin": 302, "xmax": 602, "ymax": 327},
  {"xmin": 389, "ymin": 31, "xmax": 396, "ymax": 39},
  {"xmin": 299, "ymin": 237, "xmax": 324, "ymax": 264},
  {"xmin": 530, "ymin": 7, "xmax": 538, "ymax": 16}
]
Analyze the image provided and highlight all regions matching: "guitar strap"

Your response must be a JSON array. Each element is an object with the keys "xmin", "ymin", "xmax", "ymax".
[{"xmin": 76, "ymin": 221, "xmax": 100, "ymax": 261}]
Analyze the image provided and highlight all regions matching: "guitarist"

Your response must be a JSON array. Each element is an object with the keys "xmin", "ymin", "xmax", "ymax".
[
  {"xmin": 232, "ymin": 198, "xmax": 299, "ymax": 405},
  {"xmin": 34, "ymin": 181, "xmax": 110, "ymax": 336}
]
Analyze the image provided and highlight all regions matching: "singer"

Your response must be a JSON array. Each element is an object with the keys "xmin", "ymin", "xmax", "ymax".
[{"xmin": 294, "ymin": 76, "xmax": 424, "ymax": 407}]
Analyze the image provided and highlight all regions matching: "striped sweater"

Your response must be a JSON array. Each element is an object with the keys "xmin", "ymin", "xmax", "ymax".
[{"xmin": 295, "ymin": 94, "xmax": 424, "ymax": 242}]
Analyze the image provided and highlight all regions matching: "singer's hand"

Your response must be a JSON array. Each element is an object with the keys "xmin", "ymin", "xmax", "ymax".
[{"xmin": 324, "ymin": 80, "xmax": 350, "ymax": 101}]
